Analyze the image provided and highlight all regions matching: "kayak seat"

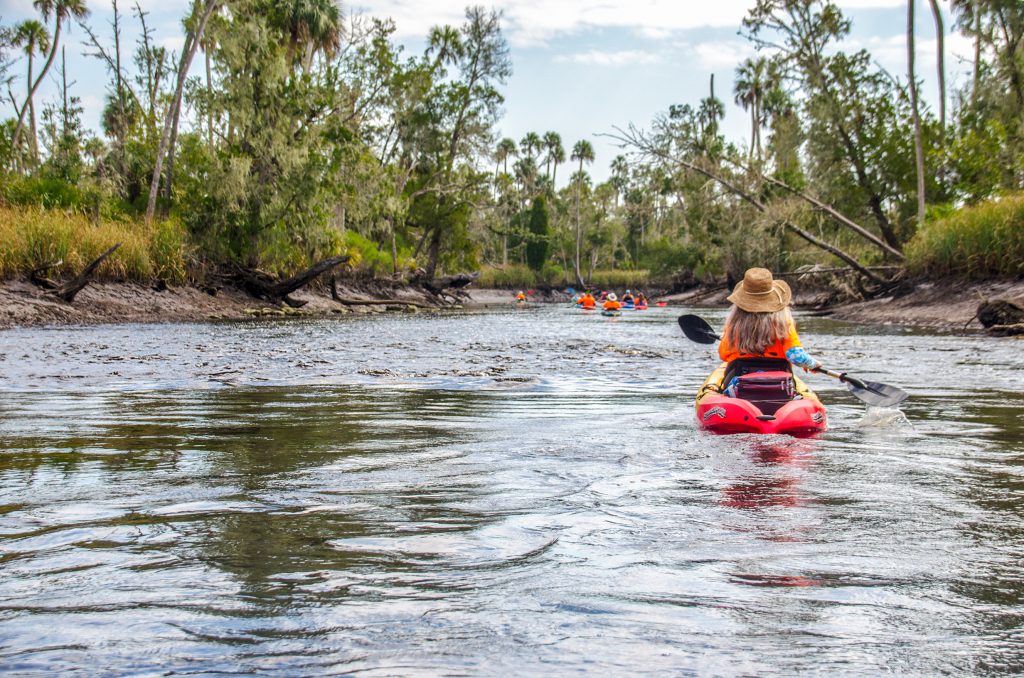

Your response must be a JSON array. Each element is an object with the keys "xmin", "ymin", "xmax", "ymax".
[
  {"xmin": 724, "ymin": 359, "xmax": 795, "ymax": 416},
  {"xmin": 723, "ymin": 357, "xmax": 792, "ymax": 385}
]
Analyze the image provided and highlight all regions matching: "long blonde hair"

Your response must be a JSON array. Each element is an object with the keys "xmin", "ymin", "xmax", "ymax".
[{"xmin": 724, "ymin": 306, "xmax": 791, "ymax": 355}]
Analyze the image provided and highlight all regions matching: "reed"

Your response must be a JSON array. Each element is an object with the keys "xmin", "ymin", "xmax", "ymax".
[
  {"xmin": 906, "ymin": 194, "xmax": 1024, "ymax": 279},
  {"xmin": 0, "ymin": 205, "xmax": 188, "ymax": 283}
]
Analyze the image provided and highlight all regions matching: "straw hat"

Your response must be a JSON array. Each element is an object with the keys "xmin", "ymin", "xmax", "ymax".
[
  {"xmin": 727, "ymin": 268, "xmax": 792, "ymax": 313},
  {"xmin": 607, "ymin": 293, "xmax": 618, "ymax": 301}
]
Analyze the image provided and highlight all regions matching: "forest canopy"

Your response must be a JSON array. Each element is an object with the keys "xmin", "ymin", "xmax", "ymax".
[{"xmin": 1, "ymin": 0, "xmax": 1022, "ymax": 288}]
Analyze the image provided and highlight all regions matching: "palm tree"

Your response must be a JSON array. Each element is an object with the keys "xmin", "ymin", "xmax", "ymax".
[
  {"xmin": 11, "ymin": 0, "xmax": 90, "ymax": 166},
  {"xmin": 426, "ymin": 24, "xmax": 463, "ymax": 72},
  {"xmin": 279, "ymin": 0, "xmax": 342, "ymax": 70},
  {"xmin": 519, "ymin": 132, "xmax": 542, "ymax": 163},
  {"xmin": 610, "ymin": 154, "xmax": 629, "ymax": 207},
  {"xmin": 734, "ymin": 57, "xmax": 769, "ymax": 161},
  {"xmin": 570, "ymin": 139, "xmax": 595, "ymax": 287},
  {"xmin": 12, "ymin": 20, "xmax": 50, "ymax": 163},
  {"xmin": 908, "ymin": 0, "xmax": 926, "ymax": 227},
  {"xmin": 542, "ymin": 131, "xmax": 563, "ymax": 181},
  {"xmin": 495, "ymin": 137, "xmax": 517, "ymax": 177},
  {"xmin": 950, "ymin": 0, "xmax": 982, "ymax": 110}
]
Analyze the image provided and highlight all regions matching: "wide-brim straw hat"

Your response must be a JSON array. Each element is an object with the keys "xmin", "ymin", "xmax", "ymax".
[
  {"xmin": 727, "ymin": 267, "xmax": 792, "ymax": 313},
  {"xmin": 607, "ymin": 293, "xmax": 618, "ymax": 301}
]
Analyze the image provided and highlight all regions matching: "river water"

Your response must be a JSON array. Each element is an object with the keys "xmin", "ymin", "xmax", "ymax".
[{"xmin": 1, "ymin": 305, "xmax": 1023, "ymax": 675}]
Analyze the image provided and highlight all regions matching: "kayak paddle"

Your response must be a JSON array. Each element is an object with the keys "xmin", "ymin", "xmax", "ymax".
[{"xmin": 676, "ymin": 314, "xmax": 908, "ymax": 408}]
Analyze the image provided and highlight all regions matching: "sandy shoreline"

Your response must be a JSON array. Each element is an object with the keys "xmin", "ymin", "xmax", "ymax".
[{"xmin": 1, "ymin": 276, "xmax": 1021, "ymax": 332}]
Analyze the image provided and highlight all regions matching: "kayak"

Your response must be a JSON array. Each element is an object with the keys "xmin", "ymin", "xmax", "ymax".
[
  {"xmin": 655, "ymin": 301, "xmax": 667, "ymax": 307},
  {"xmin": 635, "ymin": 304, "xmax": 648, "ymax": 310},
  {"xmin": 622, "ymin": 303, "xmax": 635, "ymax": 310},
  {"xmin": 695, "ymin": 363, "xmax": 826, "ymax": 437},
  {"xmin": 601, "ymin": 309, "xmax": 621, "ymax": 317}
]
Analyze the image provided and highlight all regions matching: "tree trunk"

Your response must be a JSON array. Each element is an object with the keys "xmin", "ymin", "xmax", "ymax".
[
  {"xmin": 27, "ymin": 55, "xmax": 37, "ymax": 163},
  {"xmin": 927, "ymin": 0, "xmax": 945, "ymax": 136},
  {"xmin": 972, "ymin": 10, "xmax": 981, "ymax": 109},
  {"xmin": 145, "ymin": 0, "xmax": 218, "ymax": 223},
  {"xmin": 12, "ymin": 20, "xmax": 62, "ymax": 166},
  {"xmin": 908, "ymin": 0, "xmax": 927, "ymax": 227},
  {"xmin": 573, "ymin": 159, "xmax": 584, "ymax": 288}
]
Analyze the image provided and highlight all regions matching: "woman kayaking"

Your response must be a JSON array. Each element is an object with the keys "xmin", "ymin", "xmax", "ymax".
[
  {"xmin": 718, "ymin": 267, "xmax": 821, "ymax": 395},
  {"xmin": 695, "ymin": 267, "xmax": 827, "ymax": 435}
]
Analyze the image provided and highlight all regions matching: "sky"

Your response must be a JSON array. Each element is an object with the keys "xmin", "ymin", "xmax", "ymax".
[{"xmin": 1, "ymin": 0, "xmax": 973, "ymax": 184}]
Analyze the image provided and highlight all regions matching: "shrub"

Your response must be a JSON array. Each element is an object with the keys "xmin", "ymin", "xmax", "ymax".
[
  {"xmin": 478, "ymin": 264, "xmax": 535, "ymax": 288},
  {"xmin": 588, "ymin": 269, "xmax": 651, "ymax": 289},
  {"xmin": 0, "ymin": 206, "xmax": 187, "ymax": 283}
]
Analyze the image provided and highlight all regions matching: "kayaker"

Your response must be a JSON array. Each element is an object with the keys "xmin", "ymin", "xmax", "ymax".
[
  {"xmin": 622, "ymin": 289, "xmax": 635, "ymax": 305},
  {"xmin": 580, "ymin": 292, "xmax": 596, "ymax": 309},
  {"xmin": 603, "ymin": 293, "xmax": 622, "ymax": 311},
  {"xmin": 636, "ymin": 293, "xmax": 648, "ymax": 307},
  {"xmin": 515, "ymin": 290, "xmax": 526, "ymax": 303},
  {"xmin": 719, "ymin": 268, "xmax": 820, "ymax": 396}
]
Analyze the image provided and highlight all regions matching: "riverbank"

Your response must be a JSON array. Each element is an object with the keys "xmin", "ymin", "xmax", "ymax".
[
  {"xmin": 662, "ymin": 277, "xmax": 1024, "ymax": 332},
  {"xmin": 0, "ymin": 278, "xmax": 519, "ymax": 328},
  {"xmin": 2, "ymin": 276, "xmax": 1021, "ymax": 331}
]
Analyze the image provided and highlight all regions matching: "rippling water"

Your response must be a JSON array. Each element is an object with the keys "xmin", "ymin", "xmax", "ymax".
[{"xmin": 2, "ymin": 306, "xmax": 1023, "ymax": 674}]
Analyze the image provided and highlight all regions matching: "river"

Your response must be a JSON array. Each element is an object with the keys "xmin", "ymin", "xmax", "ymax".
[{"xmin": 1, "ymin": 305, "xmax": 1023, "ymax": 675}]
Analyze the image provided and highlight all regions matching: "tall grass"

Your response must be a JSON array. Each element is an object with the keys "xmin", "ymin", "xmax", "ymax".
[
  {"xmin": 0, "ymin": 205, "xmax": 188, "ymax": 283},
  {"xmin": 906, "ymin": 194, "xmax": 1024, "ymax": 279}
]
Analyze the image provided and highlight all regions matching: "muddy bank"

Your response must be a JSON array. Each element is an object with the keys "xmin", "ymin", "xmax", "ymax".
[
  {"xmin": 664, "ymin": 277, "xmax": 1024, "ymax": 331},
  {"xmin": 828, "ymin": 278, "xmax": 1024, "ymax": 331},
  {"xmin": 0, "ymin": 278, "xmax": 522, "ymax": 328}
]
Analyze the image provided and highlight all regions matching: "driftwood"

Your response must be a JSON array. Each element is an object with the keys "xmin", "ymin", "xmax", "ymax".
[
  {"xmin": 978, "ymin": 299, "xmax": 1024, "ymax": 336},
  {"xmin": 29, "ymin": 260, "xmax": 62, "ymax": 290},
  {"xmin": 238, "ymin": 255, "xmax": 351, "ymax": 301},
  {"xmin": 419, "ymin": 271, "xmax": 480, "ymax": 297},
  {"xmin": 49, "ymin": 244, "xmax": 121, "ymax": 303},
  {"xmin": 336, "ymin": 296, "xmax": 438, "ymax": 309}
]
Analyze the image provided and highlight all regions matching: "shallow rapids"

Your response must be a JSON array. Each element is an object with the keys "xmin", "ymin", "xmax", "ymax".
[{"xmin": 2, "ymin": 306, "xmax": 1023, "ymax": 674}]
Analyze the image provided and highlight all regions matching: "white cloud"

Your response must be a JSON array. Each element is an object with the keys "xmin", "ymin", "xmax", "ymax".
[
  {"xmin": 351, "ymin": 0, "xmax": 912, "ymax": 47},
  {"xmin": 689, "ymin": 40, "xmax": 757, "ymax": 70},
  {"xmin": 556, "ymin": 49, "xmax": 661, "ymax": 66}
]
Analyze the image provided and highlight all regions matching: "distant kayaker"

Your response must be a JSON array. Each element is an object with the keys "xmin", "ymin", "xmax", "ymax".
[
  {"xmin": 603, "ymin": 293, "xmax": 622, "ymax": 311},
  {"xmin": 579, "ymin": 292, "xmax": 596, "ymax": 309},
  {"xmin": 515, "ymin": 290, "xmax": 526, "ymax": 303},
  {"xmin": 719, "ymin": 268, "xmax": 820, "ymax": 395},
  {"xmin": 622, "ymin": 289, "xmax": 635, "ymax": 305}
]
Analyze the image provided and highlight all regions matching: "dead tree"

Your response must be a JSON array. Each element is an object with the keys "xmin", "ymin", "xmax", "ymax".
[
  {"xmin": 237, "ymin": 255, "xmax": 350, "ymax": 306},
  {"xmin": 977, "ymin": 299, "xmax": 1024, "ymax": 336},
  {"xmin": 49, "ymin": 243, "xmax": 121, "ymax": 303}
]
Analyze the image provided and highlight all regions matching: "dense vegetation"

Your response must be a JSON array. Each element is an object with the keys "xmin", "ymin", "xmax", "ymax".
[{"xmin": 0, "ymin": 0, "xmax": 1021, "ymax": 290}]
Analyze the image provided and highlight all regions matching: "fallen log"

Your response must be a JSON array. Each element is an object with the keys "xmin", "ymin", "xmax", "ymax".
[
  {"xmin": 50, "ymin": 244, "xmax": 121, "ymax": 303},
  {"xmin": 29, "ymin": 260, "xmax": 62, "ymax": 290},
  {"xmin": 336, "ymin": 296, "xmax": 438, "ymax": 309},
  {"xmin": 977, "ymin": 299, "xmax": 1024, "ymax": 328},
  {"xmin": 987, "ymin": 322, "xmax": 1024, "ymax": 337},
  {"xmin": 238, "ymin": 255, "xmax": 351, "ymax": 301}
]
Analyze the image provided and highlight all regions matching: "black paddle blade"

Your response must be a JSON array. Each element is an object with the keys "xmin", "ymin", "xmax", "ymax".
[
  {"xmin": 846, "ymin": 379, "xmax": 908, "ymax": 408},
  {"xmin": 677, "ymin": 314, "xmax": 720, "ymax": 344}
]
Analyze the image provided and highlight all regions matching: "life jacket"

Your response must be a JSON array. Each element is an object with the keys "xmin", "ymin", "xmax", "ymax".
[
  {"xmin": 581, "ymin": 296, "xmax": 595, "ymax": 308},
  {"xmin": 719, "ymin": 321, "xmax": 801, "ymax": 363},
  {"xmin": 604, "ymin": 300, "xmax": 622, "ymax": 310}
]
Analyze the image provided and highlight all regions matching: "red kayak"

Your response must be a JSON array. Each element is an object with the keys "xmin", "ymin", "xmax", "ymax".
[{"xmin": 696, "ymin": 366, "xmax": 826, "ymax": 437}]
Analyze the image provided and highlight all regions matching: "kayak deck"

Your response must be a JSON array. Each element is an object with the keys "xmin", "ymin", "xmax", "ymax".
[{"xmin": 695, "ymin": 364, "xmax": 827, "ymax": 436}]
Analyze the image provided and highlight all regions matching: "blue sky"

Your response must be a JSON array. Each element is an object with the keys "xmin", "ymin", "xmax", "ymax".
[{"xmin": 2, "ymin": 0, "xmax": 970, "ymax": 183}]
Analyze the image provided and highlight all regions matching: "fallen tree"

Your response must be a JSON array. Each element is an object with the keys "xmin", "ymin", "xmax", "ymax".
[
  {"xmin": 48, "ymin": 244, "xmax": 122, "ymax": 303},
  {"xmin": 977, "ymin": 298, "xmax": 1024, "ymax": 336},
  {"xmin": 235, "ymin": 255, "xmax": 351, "ymax": 307}
]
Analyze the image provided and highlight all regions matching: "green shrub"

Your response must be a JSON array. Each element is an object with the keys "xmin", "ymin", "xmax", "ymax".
[{"xmin": 906, "ymin": 193, "xmax": 1024, "ymax": 278}]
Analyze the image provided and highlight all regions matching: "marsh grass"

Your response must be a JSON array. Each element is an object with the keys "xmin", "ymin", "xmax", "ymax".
[
  {"xmin": 0, "ymin": 206, "xmax": 188, "ymax": 283},
  {"xmin": 906, "ymin": 194, "xmax": 1024, "ymax": 279}
]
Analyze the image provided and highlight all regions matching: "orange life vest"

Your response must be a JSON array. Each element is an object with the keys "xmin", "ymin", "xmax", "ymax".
[{"xmin": 719, "ymin": 321, "xmax": 802, "ymax": 363}]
